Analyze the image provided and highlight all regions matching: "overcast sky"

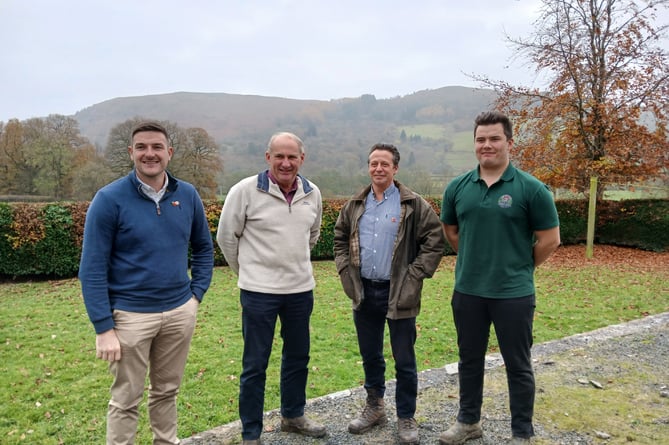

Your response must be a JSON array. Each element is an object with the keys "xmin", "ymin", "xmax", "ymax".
[{"xmin": 3, "ymin": 0, "xmax": 662, "ymax": 123}]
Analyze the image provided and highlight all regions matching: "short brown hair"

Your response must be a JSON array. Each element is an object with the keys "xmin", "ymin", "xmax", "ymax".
[
  {"xmin": 130, "ymin": 121, "xmax": 169, "ymax": 144},
  {"xmin": 474, "ymin": 111, "xmax": 513, "ymax": 140}
]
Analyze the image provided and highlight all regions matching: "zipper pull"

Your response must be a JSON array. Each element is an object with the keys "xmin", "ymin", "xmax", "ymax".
[{"xmin": 156, "ymin": 203, "xmax": 161, "ymax": 215}]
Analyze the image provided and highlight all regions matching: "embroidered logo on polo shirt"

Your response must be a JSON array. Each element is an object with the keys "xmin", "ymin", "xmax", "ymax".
[{"xmin": 498, "ymin": 194, "xmax": 513, "ymax": 208}]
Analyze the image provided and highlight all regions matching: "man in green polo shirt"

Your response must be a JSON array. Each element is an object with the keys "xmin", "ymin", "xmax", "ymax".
[{"xmin": 439, "ymin": 111, "xmax": 560, "ymax": 445}]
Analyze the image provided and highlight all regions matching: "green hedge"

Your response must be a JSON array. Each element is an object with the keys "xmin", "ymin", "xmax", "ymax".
[{"xmin": 1, "ymin": 198, "xmax": 667, "ymax": 279}]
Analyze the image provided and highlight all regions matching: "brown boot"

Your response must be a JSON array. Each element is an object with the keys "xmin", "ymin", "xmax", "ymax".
[
  {"xmin": 398, "ymin": 417, "xmax": 419, "ymax": 444},
  {"xmin": 280, "ymin": 415, "xmax": 326, "ymax": 438},
  {"xmin": 438, "ymin": 421, "xmax": 483, "ymax": 445},
  {"xmin": 348, "ymin": 389, "xmax": 388, "ymax": 434}
]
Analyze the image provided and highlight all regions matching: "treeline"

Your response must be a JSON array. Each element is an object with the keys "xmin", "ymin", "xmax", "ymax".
[
  {"xmin": 0, "ymin": 116, "xmax": 223, "ymax": 200},
  {"xmin": 0, "ymin": 113, "xmax": 452, "ymax": 200}
]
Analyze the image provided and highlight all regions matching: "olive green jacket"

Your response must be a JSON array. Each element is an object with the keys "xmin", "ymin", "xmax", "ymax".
[{"xmin": 333, "ymin": 181, "xmax": 446, "ymax": 319}]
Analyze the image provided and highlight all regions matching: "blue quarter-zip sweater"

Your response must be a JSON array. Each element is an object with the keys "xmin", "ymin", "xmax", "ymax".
[{"xmin": 79, "ymin": 170, "xmax": 214, "ymax": 334}]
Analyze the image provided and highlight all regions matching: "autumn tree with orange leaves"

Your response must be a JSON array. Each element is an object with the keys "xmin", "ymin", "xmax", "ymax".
[{"xmin": 479, "ymin": 0, "xmax": 669, "ymax": 198}]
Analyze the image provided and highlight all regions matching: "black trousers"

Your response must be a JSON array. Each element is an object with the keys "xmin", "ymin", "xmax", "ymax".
[{"xmin": 451, "ymin": 290, "xmax": 536, "ymax": 438}]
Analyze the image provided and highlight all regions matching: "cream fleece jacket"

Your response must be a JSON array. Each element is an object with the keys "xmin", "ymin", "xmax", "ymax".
[{"xmin": 216, "ymin": 171, "xmax": 322, "ymax": 294}]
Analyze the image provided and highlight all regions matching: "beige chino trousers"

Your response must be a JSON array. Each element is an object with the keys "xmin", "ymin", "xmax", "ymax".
[{"xmin": 106, "ymin": 297, "xmax": 198, "ymax": 445}]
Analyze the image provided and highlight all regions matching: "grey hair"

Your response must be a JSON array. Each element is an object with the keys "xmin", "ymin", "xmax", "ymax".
[
  {"xmin": 267, "ymin": 132, "xmax": 305, "ymax": 154},
  {"xmin": 369, "ymin": 143, "xmax": 400, "ymax": 166}
]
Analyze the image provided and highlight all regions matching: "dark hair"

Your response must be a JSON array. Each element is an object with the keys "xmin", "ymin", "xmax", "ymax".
[
  {"xmin": 130, "ymin": 121, "xmax": 169, "ymax": 144},
  {"xmin": 474, "ymin": 111, "xmax": 513, "ymax": 140},
  {"xmin": 368, "ymin": 143, "xmax": 400, "ymax": 166}
]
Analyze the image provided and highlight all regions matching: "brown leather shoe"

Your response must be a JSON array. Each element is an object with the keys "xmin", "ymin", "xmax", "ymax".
[
  {"xmin": 398, "ymin": 417, "xmax": 419, "ymax": 444},
  {"xmin": 280, "ymin": 415, "xmax": 327, "ymax": 438}
]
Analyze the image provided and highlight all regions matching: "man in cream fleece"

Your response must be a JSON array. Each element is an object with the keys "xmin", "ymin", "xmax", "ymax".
[{"xmin": 216, "ymin": 132, "xmax": 324, "ymax": 445}]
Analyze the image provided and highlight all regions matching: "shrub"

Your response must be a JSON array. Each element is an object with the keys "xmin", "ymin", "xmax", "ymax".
[
  {"xmin": 1, "ymin": 198, "xmax": 667, "ymax": 279},
  {"xmin": 0, "ymin": 203, "xmax": 81, "ymax": 277}
]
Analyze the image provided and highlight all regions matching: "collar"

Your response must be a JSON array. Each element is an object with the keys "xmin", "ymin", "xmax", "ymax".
[
  {"xmin": 257, "ymin": 170, "xmax": 314, "ymax": 194},
  {"xmin": 369, "ymin": 182, "xmax": 398, "ymax": 202},
  {"xmin": 267, "ymin": 170, "xmax": 298, "ymax": 193},
  {"xmin": 137, "ymin": 172, "xmax": 169, "ymax": 194},
  {"xmin": 473, "ymin": 163, "xmax": 516, "ymax": 182}
]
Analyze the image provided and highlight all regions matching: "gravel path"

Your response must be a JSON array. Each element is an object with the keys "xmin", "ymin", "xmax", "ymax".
[{"xmin": 182, "ymin": 312, "xmax": 669, "ymax": 445}]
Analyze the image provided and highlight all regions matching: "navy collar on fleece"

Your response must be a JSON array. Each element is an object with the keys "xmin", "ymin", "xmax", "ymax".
[{"xmin": 256, "ymin": 169, "xmax": 313, "ymax": 194}]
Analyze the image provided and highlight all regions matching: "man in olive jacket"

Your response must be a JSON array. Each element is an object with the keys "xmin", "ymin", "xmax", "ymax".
[{"xmin": 333, "ymin": 143, "xmax": 445, "ymax": 444}]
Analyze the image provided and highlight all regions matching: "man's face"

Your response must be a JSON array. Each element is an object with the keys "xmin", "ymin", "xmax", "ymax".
[
  {"xmin": 265, "ymin": 135, "xmax": 304, "ymax": 190},
  {"xmin": 474, "ymin": 123, "xmax": 512, "ymax": 170},
  {"xmin": 128, "ymin": 131, "xmax": 173, "ymax": 187},
  {"xmin": 368, "ymin": 149, "xmax": 398, "ymax": 191}
]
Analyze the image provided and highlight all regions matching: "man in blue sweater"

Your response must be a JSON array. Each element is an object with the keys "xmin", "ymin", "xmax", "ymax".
[{"xmin": 79, "ymin": 121, "xmax": 214, "ymax": 444}]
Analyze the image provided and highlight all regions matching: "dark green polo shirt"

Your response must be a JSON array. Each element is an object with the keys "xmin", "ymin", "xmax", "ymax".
[{"xmin": 440, "ymin": 164, "xmax": 559, "ymax": 298}]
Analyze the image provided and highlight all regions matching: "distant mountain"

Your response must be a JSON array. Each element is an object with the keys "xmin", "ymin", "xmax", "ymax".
[
  {"xmin": 74, "ymin": 86, "xmax": 498, "ymax": 196},
  {"xmin": 75, "ymin": 92, "xmax": 328, "ymax": 148}
]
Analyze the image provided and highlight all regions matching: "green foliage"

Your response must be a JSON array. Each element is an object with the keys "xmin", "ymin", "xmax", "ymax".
[
  {"xmin": 596, "ymin": 200, "xmax": 669, "ymax": 252},
  {"xmin": 0, "ymin": 203, "xmax": 14, "ymax": 274},
  {"xmin": 203, "ymin": 200, "xmax": 226, "ymax": 266},
  {"xmin": 555, "ymin": 199, "xmax": 669, "ymax": 252},
  {"xmin": 555, "ymin": 200, "xmax": 589, "ymax": 244},
  {"xmin": 0, "ymin": 203, "xmax": 80, "ymax": 277},
  {"xmin": 311, "ymin": 199, "xmax": 347, "ymax": 259},
  {"xmin": 35, "ymin": 205, "xmax": 81, "ymax": 276},
  {"xmin": 1, "ymin": 199, "xmax": 667, "ymax": 278}
]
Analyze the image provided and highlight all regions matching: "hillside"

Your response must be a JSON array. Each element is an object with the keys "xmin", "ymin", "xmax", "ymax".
[{"xmin": 74, "ymin": 86, "xmax": 498, "ymax": 196}]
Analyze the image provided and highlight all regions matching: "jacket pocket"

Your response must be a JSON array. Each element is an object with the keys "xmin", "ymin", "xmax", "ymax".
[
  {"xmin": 396, "ymin": 274, "xmax": 423, "ymax": 310},
  {"xmin": 339, "ymin": 267, "xmax": 361, "ymax": 305}
]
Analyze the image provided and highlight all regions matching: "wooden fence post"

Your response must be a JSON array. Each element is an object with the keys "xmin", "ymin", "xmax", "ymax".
[{"xmin": 586, "ymin": 176, "xmax": 598, "ymax": 258}]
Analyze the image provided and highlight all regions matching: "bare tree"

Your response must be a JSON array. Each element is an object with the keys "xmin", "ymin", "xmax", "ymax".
[
  {"xmin": 105, "ymin": 119, "xmax": 223, "ymax": 198},
  {"xmin": 170, "ymin": 127, "xmax": 223, "ymax": 199},
  {"xmin": 104, "ymin": 117, "xmax": 145, "ymax": 178}
]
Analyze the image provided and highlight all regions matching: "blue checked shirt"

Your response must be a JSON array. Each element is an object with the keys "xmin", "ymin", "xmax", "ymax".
[{"xmin": 359, "ymin": 183, "xmax": 400, "ymax": 280}]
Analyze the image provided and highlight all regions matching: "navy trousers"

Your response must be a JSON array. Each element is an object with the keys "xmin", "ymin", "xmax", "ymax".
[
  {"xmin": 353, "ymin": 279, "xmax": 418, "ymax": 418},
  {"xmin": 238, "ymin": 289, "xmax": 314, "ymax": 440}
]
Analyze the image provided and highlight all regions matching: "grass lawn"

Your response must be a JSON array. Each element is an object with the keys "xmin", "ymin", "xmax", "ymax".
[{"xmin": 1, "ymin": 246, "xmax": 667, "ymax": 444}]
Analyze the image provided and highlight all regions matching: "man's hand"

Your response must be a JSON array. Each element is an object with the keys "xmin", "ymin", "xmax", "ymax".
[{"xmin": 95, "ymin": 329, "xmax": 121, "ymax": 362}]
